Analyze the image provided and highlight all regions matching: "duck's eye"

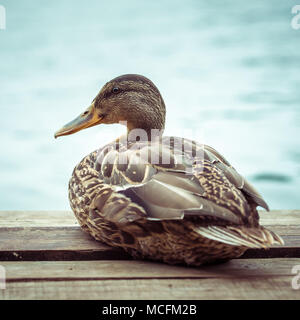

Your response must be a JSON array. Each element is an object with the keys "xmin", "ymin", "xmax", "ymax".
[{"xmin": 112, "ymin": 87, "xmax": 120, "ymax": 93}]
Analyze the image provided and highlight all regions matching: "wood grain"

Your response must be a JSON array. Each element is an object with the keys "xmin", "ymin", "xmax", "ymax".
[
  {"xmin": 1, "ymin": 277, "xmax": 298, "ymax": 300},
  {"xmin": 0, "ymin": 227, "xmax": 130, "ymax": 261},
  {"xmin": 259, "ymin": 210, "xmax": 300, "ymax": 226},
  {"xmin": 0, "ymin": 211, "xmax": 78, "ymax": 227},
  {"xmin": 1, "ymin": 258, "xmax": 299, "ymax": 280}
]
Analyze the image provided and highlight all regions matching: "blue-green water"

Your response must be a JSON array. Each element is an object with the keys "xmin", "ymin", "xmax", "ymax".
[{"xmin": 0, "ymin": 0, "xmax": 299, "ymax": 210}]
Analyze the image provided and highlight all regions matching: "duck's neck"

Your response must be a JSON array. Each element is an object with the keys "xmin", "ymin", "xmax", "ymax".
[
  {"xmin": 118, "ymin": 96, "xmax": 166, "ymax": 142},
  {"xmin": 124, "ymin": 109, "xmax": 165, "ymax": 142}
]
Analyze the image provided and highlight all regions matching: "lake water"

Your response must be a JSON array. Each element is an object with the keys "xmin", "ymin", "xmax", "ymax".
[{"xmin": 0, "ymin": 0, "xmax": 300, "ymax": 210}]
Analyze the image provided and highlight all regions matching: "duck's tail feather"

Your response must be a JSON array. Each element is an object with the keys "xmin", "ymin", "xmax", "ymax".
[{"xmin": 194, "ymin": 225, "xmax": 284, "ymax": 248}]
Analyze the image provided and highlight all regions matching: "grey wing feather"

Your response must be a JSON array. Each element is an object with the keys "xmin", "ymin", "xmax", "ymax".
[
  {"xmin": 94, "ymin": 139, "xmax": 268, "ymax": 226},
  {"xmin": 121, "ymin": 170, "xmax": 242, "ymax": 224},
  {"xmin": 204, "ymin": 145, "xmax": 269, "ymax": 211}
]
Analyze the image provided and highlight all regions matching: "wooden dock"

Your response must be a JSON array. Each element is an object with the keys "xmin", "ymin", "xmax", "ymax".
[{"xmin": 0, "ymin": 210, "xmax": 299, "ymax": 299}]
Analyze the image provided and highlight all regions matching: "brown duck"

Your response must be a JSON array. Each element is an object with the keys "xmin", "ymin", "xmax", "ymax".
[{"xmin": 54, "ymin": 74, "xmax": 283, "ymax": 266}]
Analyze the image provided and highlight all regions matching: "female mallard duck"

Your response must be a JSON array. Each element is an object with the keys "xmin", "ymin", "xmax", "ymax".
[{"xmin": 54, "ymin": 74, "xmax": 283, "ymax": 266}]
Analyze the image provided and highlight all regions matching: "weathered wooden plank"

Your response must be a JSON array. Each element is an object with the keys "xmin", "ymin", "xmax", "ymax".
[
  {"xmin": 1, "ymin": 277, "xmax": 299, "ymax": 300},
  {"xmin": 0, "ymin": 211, "xmax": 299, "ymax": 260},
  {"xmin": 0, "ymin": 211, "xmax": 78, "ymax": 227},
  {"xmin": 0, "ymin": 226, "xmax": 299, "ymax": 261},
  {"xmin": 0, "ymin": 227, "xmax": 107, "ymax": 251},
  {"xmin": 1, "ymin": 225, "xmax": 299, "ymax": 253},
  {"xmin": 0, "ymin": 226, "xmax": 300, "ymax": 261},
  {"xmin": 0, "ymin": 259, "xmax": 299, "ymax": 281},
  {"xmin": 259, "ymin": 210, "xmax": 300, "ymax": 226},
  {"xmin": 0, "ymin": 227, "xmax": 130, "ymax": 261}
]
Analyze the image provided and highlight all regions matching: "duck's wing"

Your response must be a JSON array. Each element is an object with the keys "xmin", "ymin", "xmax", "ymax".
[
  {"xmin": 203, "ymin": 144, "xmax": 269, "ymax": 211},
  {"xmin": 93, "ymin": 138, "xmax": 259, "ymax": 226}
]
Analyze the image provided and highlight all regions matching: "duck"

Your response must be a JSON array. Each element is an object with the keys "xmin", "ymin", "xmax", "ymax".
[{"xmin": 54, "ymin": 74, "xmax": 283, "ymax": 266}]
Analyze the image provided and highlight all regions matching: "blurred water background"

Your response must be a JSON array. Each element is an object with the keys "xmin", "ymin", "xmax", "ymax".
[{"xmin": 0, "ymin": 0, "xmax": 299, "ymax": 210}]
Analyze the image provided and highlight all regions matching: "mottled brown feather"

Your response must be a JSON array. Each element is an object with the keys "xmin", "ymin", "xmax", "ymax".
[{"xmin": 68, "ymin": 140, "xmax": 283, "ymax": 266}]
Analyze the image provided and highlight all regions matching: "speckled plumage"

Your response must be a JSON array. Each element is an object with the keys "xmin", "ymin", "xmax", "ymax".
[
  {"xmin": 68, "ymin": 138, "xmax": 283, "ymax": 266},
  {"xmin": 57, "ymin": 74, "xmax": 283, "ymax": 266}
]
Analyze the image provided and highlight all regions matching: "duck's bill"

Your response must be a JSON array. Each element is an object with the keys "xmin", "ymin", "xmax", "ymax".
[{"xmin": 54, "ymin": 102, "xmax": 104, "ymax": 138}]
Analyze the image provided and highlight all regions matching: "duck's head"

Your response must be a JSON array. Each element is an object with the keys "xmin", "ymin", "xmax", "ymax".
[{"xmin": 54, "ymin": 74, "xmax": 166, "ymax": 139}]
